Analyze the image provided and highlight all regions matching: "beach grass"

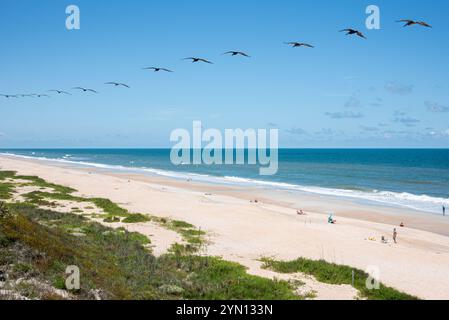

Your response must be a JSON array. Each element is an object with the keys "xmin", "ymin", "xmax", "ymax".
[
  {"xmin": 17, "ymin": 175, "xmax": 76, "ymax": 194},
  {"xmin": 261, "ymin": 257, "xmax": 418, "ymax": 300},
  {"xmin": 149, "ymin": 216, "xmax": 206, "ymax": 247},
  {"xmin": 0, "ymin": 202, "xmax": 300, "ymax": 300},
  {"xmin": 1, "ymin": 170, "xmax": 299, "ymax": 299},
  {"xmin": 122, "ymin": 213, "xmax": 151, "ymax": 223},
  {"xmin": 20, "ymin": 187, "xmax": 205, "ymax": 247},
  {"xmin": 0, "ymin": 182, "xmax": 15, "ymax": 200}
]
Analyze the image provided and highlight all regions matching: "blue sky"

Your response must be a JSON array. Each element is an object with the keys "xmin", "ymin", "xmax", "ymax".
[{"xmin": 1, "ymin": 0, "xmax": 448, "ymax": 148}]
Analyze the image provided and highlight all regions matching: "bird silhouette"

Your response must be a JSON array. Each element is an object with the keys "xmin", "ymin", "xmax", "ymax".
[
  {"xmin": 284, "ymin": 42, "xmax": 314, "ymax": 48},
  {"xmin": 142, "ymin": 67, "xmax": 173, "ymax": 72},
  {"xmin": 183, "ymin": 57, "xmax": 213, "ymax": 64},
  {"xmin": 0, "ymin": 94, "xmax": 18, "ymax": 98},
  {"xmin": 105, "ymin": 82, "xmax": 130, "ymax": 88},
  {"xmin": 397, "ymin": 19, "xmax": 432, "ymax": 28},
  {"xmin": 35, "ymin": 94, "xmax": 50, "ymax": 98},
  {"xmin": 73, "ymin": 87, "xmax": 98, "ymax": 93},
  {"xmin": 223, "ymin": 51, "xmax": 251, "ymax": 57},
  {"xmin": 49, "ymin": 90, "xmax": 71, "ymax": 95},
  {"xmin": 340, "ymin": 29, "xmax": 367, "ymax": 39}
]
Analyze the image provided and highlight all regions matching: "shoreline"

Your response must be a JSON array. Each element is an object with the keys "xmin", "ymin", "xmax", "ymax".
[
  {"xmin": 2, "ymin": 153, "xmax": 448, "ymax": 236},
  {"xmin": 1, "ymin": 152, "xmax": 447, "ymax": 216},
  {"xmin": 2, "ymin": 154, "xmax": 449, "ymax": 299}
]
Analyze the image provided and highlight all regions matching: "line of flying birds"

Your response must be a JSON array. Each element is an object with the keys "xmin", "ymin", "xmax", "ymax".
[{"xmin": 1, "ymin": 18, "xmax": 432, "ymax": 99}]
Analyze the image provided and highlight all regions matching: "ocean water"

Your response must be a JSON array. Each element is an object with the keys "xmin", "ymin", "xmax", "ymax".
[{"xmin": 1, "ymin": 149, "xmax": 448, "ymax": 214}]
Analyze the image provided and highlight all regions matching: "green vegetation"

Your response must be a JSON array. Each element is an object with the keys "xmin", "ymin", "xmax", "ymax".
[
  {"xmin": 22, "ymin": 191, "xmax": 129, "ymax": 217},
  {"xmin": 17, "ymin": 174, "xmax": 76, "ymax": 194},
  {"xmin": 0, "ymin": 171, "xmax": 300, "ymax": 299},
  {"xmin": 103, "ymin": 216, "xmax": 121, "ymax": 223},
  {"xmin": 149, "ymin": 216, "xmax": 206, "ymax": 247},
  {"xmin": 0, "ymin": 182, "xmax": 15, "ymax": 200},
  {"xmin": 2, "ymin": 170, "xmax": 206, "ymax": 247},
  {"xmin": 261, "ymin": 257, "xmax": 418, "ymax": 300},
  {"xmin": 90, "ymin": 198, "xmax": 128, "ymax": 216},
  {"xmin": 122, "ymin": 213, "xmax": 151, "ymax": 223},
  {"xmin": 0, "ymin": 203, "xmax": 299, "ymax": 300},
  {"xmin": 0, "ymin": 171, "xmax": 18, "ymax": 180},
  {"xmin": 0, "ymin": 170, "xmax": 75, "ymax": 194}
]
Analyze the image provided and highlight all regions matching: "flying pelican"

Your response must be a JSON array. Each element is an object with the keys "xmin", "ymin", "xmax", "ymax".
[
  {"xmin": 340, "ymin": 29, "xmax": 367, "ymax": 39},
  {"xmin": 142, "ymin": 67, "xmax": 173, "ymax": 72},
  {"xmin": 105, "ymin": 82, "xmax": 130, "ymax": 88},
  {"xmin": 222, "ymin": 51, "xmax": 251, "ymax": 57},
  {"xmin": 49, "ymin": 90, "xmax": 71, "ymax": 95},
  {"xmin": 73, "ymin": 87, "xmax": 98, "ymax": 93},
  {"xmin": 19, "ymin": 94, "xmax": 37, "ymax": 97},
  {"xmin": 0, "ymin": 94, "xmax": 18, "ymax": 98},
  {"xmin": 284, "ymin": 42, "xmax": 314, "ymax": 48},
  {"xmin": 35, "ymin": 94, "xmax": 50, "ymax": 98},
  {"xmin": 183, "ymin": 57, "xmax": 213, "ymax": 64},
  {"xmin": 397, "ymin": 19, "xmax": 432, "ymax": 28}
]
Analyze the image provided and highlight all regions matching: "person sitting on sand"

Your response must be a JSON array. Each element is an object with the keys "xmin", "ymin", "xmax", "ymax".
[
  {"xmin": 393, "ymin": 228, "xmax": 398, "ymax": 244},
  {"xmin": 328, "ymin": 214, "xmax": 336, "ymax": 224},
  {"xmin": 400, "ymin": 222, "xmax": 405, "ymax": 227},
  {"xmin": 297, "ymin": 209, "xmax": 305, "ymax": 215}
]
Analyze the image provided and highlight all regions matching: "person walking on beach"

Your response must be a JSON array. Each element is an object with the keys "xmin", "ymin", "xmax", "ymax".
[
  {"xmin": 393, "ymin": 228, "xmax": 398, "ymax": 244},
  {"xmin": 443, "ymin": 205, "xmax": 446, "ymax": 216}
]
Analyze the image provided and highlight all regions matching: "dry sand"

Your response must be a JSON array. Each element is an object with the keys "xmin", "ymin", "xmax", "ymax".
[{"xmin": 1, "ymin": 155, "xmax": 449, "ymax": 300}]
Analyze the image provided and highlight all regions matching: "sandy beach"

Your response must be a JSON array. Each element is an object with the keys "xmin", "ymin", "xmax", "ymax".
[{"xmin": 1, "ymin": 154, "xmax": 449, "ymax": 300}]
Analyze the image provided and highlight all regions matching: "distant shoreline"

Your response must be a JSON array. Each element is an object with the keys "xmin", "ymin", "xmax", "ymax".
[{"xmin": 1, "ymin": 149, "xmax": 448, "ymax": 215}]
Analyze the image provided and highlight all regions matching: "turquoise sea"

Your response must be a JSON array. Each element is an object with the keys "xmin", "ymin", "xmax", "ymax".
[{"xmin": 1, "ymin": 149, "xmax": 448, "ymax": 214}]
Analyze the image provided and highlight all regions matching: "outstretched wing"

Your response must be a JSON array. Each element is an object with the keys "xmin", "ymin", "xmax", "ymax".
[
  {"xmin": 418, "ymin": 21, "xmax": 432, "ymax": 28},
  {"xmin": 237, "ymin": 51, "xmax": 251, "ymax": 57},
  {"xmin": 356, "ymin": 31, "xmax": 367, "ymax": 39},
  {"xmin": 199, "ymin": 58, "xmax": 213, "ymax": 64}
]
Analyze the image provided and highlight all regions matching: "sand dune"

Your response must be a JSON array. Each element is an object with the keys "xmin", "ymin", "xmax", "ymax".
[{"xmin": 1, "ymin": 155, "xmax": 449, "ymax": 299}]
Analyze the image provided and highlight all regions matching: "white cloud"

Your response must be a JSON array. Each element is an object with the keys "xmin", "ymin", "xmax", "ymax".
[
  {"xmin": 385, "ymin": 81, "xmax": 414, "ymax": 95},
  {"xmin": 286, "ymin": 127, "xmax": 307, "ymax": 135},
  {"xmin": 325, "ymin": 111, "xmax": 364, "ymax": 119},
  {"xmin": 426, "ymin": 101, "xmax": 449, "ymax": 113},
  {"xmin": 344, "ymin": 96, "xmax": 362, "ymax": 108}
]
